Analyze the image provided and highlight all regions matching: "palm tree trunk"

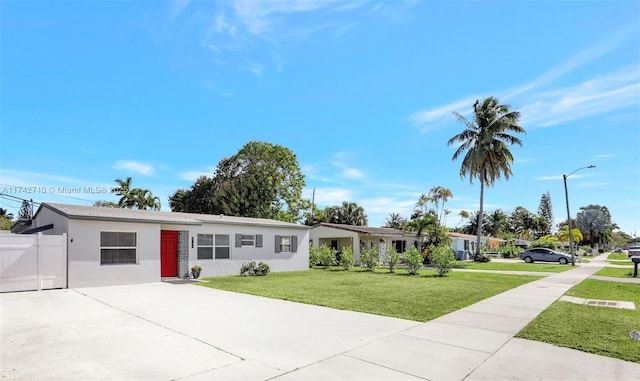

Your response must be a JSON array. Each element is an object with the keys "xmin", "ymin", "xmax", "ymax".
[{"xmin": 475, "ymin": 180, "xmax": 484, "ymax": 261}]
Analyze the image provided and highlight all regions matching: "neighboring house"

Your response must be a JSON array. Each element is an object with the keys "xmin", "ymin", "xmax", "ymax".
[
  {"xmin": 28, "ymin": 203, "xmax": 309, "ymax": 288},
  {"xmin": 309, "ymin": 223, "xmax": 417, "ymax": 263},
  {"xmin": 448, "ymin": 232, "xmax": 506, "ymax": 257}
]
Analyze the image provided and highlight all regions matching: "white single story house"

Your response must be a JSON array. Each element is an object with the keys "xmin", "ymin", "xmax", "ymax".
[
  {"xmin": 309, "ymin": 223, "xmax": 417, "ymax": 263},
  {"xmin": 449, "ymin": 232, "xmax": 506, "ymax": 258},
  {"xmin": 28, "ymin": 203, "xmax": 310, "ymax": 288}
]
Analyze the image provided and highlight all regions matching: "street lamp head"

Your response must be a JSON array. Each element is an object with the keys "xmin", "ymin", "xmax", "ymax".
[{"xmin": 588, "ymin": 165, "xmax": 596, "ymax": 168}]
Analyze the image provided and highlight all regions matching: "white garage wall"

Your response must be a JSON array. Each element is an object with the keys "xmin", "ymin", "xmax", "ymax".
[{"xmin": 67, "ymin": 219, "xmax": 160, "ymax": 288}]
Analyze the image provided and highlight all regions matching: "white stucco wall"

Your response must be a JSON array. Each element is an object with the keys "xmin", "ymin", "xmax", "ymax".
[
  {"xmin": 66, "ymin": 219, "xmax": 161, "ymax": 288},
  {"xmin": 162, "ymin": 223, "xmax": 310, "ymax": 277},
  {"xmin": 32, "ymin": 206, "xmax": 69, "ymax": 235}
]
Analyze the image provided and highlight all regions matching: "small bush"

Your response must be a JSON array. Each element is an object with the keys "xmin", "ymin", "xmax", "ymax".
[
  {"xmin": 339, "ymin": 246, "xmax": 355, "ymax": 270},
  {"xmin": 498, "ymin": 239, "xmax": 521, "ymax": 258},
  {"xmin": 404, "ymin": 246, "xmax": 423, "ymax": 275},
  {"xmin": 360, "ymin": 247, "xmax": 379, "ymax": 271},
  {"xmin": 309, "ymin": 245, "xmax": 321, "ymax": 268},
  {"xmin": 240, "ymin": 261, "xmax": 270, "ymax": 276},
  {"xmin": 317, "ymin": 244, "xmax": 336, "ymax": 268},
  {"xmin": 431, "ymin": 245, "xmax": 455, "ymax": 277},
  {"xmin": 530, "ymin": 238, "xmax": 557, "ymax": 250},
  {"xmin": 383, "ymin": 246, "xmax": 401, "ymax": 273}
]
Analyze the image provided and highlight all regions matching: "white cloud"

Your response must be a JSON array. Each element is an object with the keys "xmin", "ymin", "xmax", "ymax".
[
  {"xmin": 233, "ymin": 0, "xmax": 335, "ymax": 35},
  {"xmin": 407, "ymin": 28, "xmax": 640, "ymax": 133},
  {"xmin": 342, "ymin": 167, "xmax": 363, "ymax": 179},
  {"xmin": 408, "ymin": 96, "xmax": 482, "ymax": 133},
  {"xmin": 179, "ymin": 167, "xmax": 216, "ymax": 182},
  {"xmin": 537, "ymin": 173, "xmax": 591, "ymax": 181},
  {"xmin": 169, "ymin": 0, "xmax": 193, "ymax": 20},
  {"xmin": 113, "ymin": 160, "xmax": 155, "ymax": 176},
  {"xmin": 359, "ymin": 197, "xmax": 414, "ymax": 214},
  {"xmin": 307, "ymin": 187, "xmax": 352, "ymax": 206}
]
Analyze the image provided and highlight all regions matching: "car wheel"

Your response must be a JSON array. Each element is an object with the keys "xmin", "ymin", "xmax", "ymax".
[
  {"xmin": 559, "ymin": 258, "xmax": 568, "ymax": 265},
  {"xmin": 524, "ymin": 256, "xmax": 533, "ymax": 263}
]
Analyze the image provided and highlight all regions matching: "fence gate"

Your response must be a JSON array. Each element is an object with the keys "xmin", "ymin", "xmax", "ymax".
[{"xmin": 0, "ymin": 233, "xmax": 67, "ymax": 292}]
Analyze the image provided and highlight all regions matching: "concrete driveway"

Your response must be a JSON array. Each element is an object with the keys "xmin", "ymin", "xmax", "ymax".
[
  {"xmin": 1, "ymin": 282, "xmax": 419, "ymax": 380},
  {"xmin": 2, "ymin": 265, "xmax": 640, "ymax": 381}
]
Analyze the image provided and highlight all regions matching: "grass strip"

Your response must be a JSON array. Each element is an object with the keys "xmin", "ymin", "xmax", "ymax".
[{"xmin": 199, "ymin": 268, "xmax": 540, "ymax": 322}]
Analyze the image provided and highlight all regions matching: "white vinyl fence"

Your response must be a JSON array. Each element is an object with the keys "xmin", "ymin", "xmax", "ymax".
[{"xmin": 0, "ymin": 233, "xmax": 67, "ymax": 292}]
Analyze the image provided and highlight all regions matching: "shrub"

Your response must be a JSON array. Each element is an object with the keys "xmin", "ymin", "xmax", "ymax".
[
  {"xmin": 383, "ymin": 246, "xmax": 400, "ymax": 273},
  {"xmin": 309, "ymin": 245, "xmax": 321, "ymax": 267},
  {"xmin": 404, "ymin": 246, "xmax": 423, "ymax": 275},
  {"xmin": 530, "ymin": 238, "xmax": 557, "ymax": 250},
  {"xmin": 431, "ymin": 245, "xmax": 456, "ymax": 277},
  {"xmin": 317, "ymin": 244, "xmax": 336, "ymax": 268},
  {"xmin": 359, "ymin": 247, "xmax": 379, "ymax": 271},
  {"xmin": 339, "ymin": 246, "xmax": 355, "ymax": 270},
  {"xmin": 498, "ymin": 239, "xmax": 521, "ymax": 258},
  {"xmin": 240, "ymin": 261, "xmax": 270, "ymax": 276}
]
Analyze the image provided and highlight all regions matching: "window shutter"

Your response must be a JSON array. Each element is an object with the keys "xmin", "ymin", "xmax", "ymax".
[
  {"xmin": 256, "ymin": 234, "xmax": 263, "ymax": 248},
  {"xmin": 235, "ymin": 234, "xmax": 242, "ymax": 248},
  {"xmin": 291, "ymin": 235, "xmax": 298, "ymax": 253},
  {"xmin": 275, "ymin": 235, "xmax": 281, "ymax": 253}
]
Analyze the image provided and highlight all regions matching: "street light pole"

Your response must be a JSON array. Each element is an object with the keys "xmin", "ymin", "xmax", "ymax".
[{"xmin": 563, "ymin": 165, "xmax": 595, "ymax": 266}]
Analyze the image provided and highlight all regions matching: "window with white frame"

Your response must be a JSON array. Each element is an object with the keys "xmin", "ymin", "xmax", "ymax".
[
  {"xmin": 197, "ymin": 234, "xmax": 214, "ymax": 260},
  {"xmin": 275, "ymin": 235, "xmax": 297, "ymax": 253},
  {"xmin": 100, "ymin": 231, "xmax": 137, "ymax": 265},
  {"xmin": 215, "ymin": 234, "xmax": 230, "ymax": 259}
]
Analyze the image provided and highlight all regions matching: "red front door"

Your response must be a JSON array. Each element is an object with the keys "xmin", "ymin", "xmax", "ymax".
[{"xmin": 161, "ymin": 230, "xmax": 178, "ymax": 277}]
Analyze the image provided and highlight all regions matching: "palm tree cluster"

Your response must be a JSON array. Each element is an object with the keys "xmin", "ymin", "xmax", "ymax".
[
  {"xmin": 457, "ymin": 206, "xmax": 550, "ymax": 240},
  {"xmin": 383, "ymin": 186, "xmax": 453, "ymax": 251},
  {"xmin": 304, "ymin": 201, "xmax": 368, "ymax": 226},
  {"xmin": 112, "ymin": 177, "xmax": 161, "ymax": 211}
]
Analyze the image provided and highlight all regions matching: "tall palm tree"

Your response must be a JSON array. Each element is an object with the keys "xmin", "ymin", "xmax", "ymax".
[
  {"xmin": 428, "ymin": 186, "xmax": 453, "ymax": 226},
  {"xmin": 448, "ymin": 97, "xmax": 525, "ymax": 255}
]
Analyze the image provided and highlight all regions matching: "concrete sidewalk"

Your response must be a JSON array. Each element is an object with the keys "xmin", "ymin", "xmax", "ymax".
[
  {"xmin": 2, "ymin": 254, "xmax": 639, "ymax": 380},
  {"xmin": 276, "ymin": 259, "xmax": 640, "ymax": 380}
]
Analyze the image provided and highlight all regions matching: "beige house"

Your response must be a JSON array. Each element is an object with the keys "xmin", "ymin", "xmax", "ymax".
[{"xmin": 309, "ymin": 223, "xmax": 417, "ymax": 263}]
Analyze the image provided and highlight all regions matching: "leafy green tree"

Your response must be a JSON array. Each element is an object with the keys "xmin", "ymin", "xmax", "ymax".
[
  {"xmin": 461, "ymin": 211, "xmax": 488, "ymax": 235},
  {"xmin": 448, "ymin": 97, "xmax": 525, "ymax": 258},
  {"xmin": 576, "ymin": 204, "xmax": 613, "ymax": 247},
  {"xmin": 169, "ymin": 141, "xmax": 307, "ymax": 223},
  {"xmin": 557, "ymin": 226, "xmax": 584, "ymax": 244},
  {"xmin": 114, "ymin": 177, "xmax": 134, "ymax": 208}
]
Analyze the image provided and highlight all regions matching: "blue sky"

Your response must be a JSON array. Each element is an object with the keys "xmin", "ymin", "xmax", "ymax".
[{"xmin": 1, "ymin": 1, "xmax": 639, "ymax": 236}]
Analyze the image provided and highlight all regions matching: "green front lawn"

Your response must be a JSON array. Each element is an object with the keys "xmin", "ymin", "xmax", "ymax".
[
  {"xmin": 452, "ymin": 261, "xmax": 572, "ymax": 273},
  {"xmin": 595, "ymin": 267, "xmax": 636, "ymax": 278},
  {"xmin": 608, "ymin": 252, "xmax": 629, "ymax": 260},
  {"xmin": 517, "ymin": 280, "xmax": 640, "ymax": 363},
  {"xmin": 199, "ymin": 269, "xmax": 540, "ymax": 322}
]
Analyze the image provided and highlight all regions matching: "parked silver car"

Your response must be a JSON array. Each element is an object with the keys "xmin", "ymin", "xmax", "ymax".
[{"xmin": 519, "ymin": 248, "xmax": 572, "ymax": 264}]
